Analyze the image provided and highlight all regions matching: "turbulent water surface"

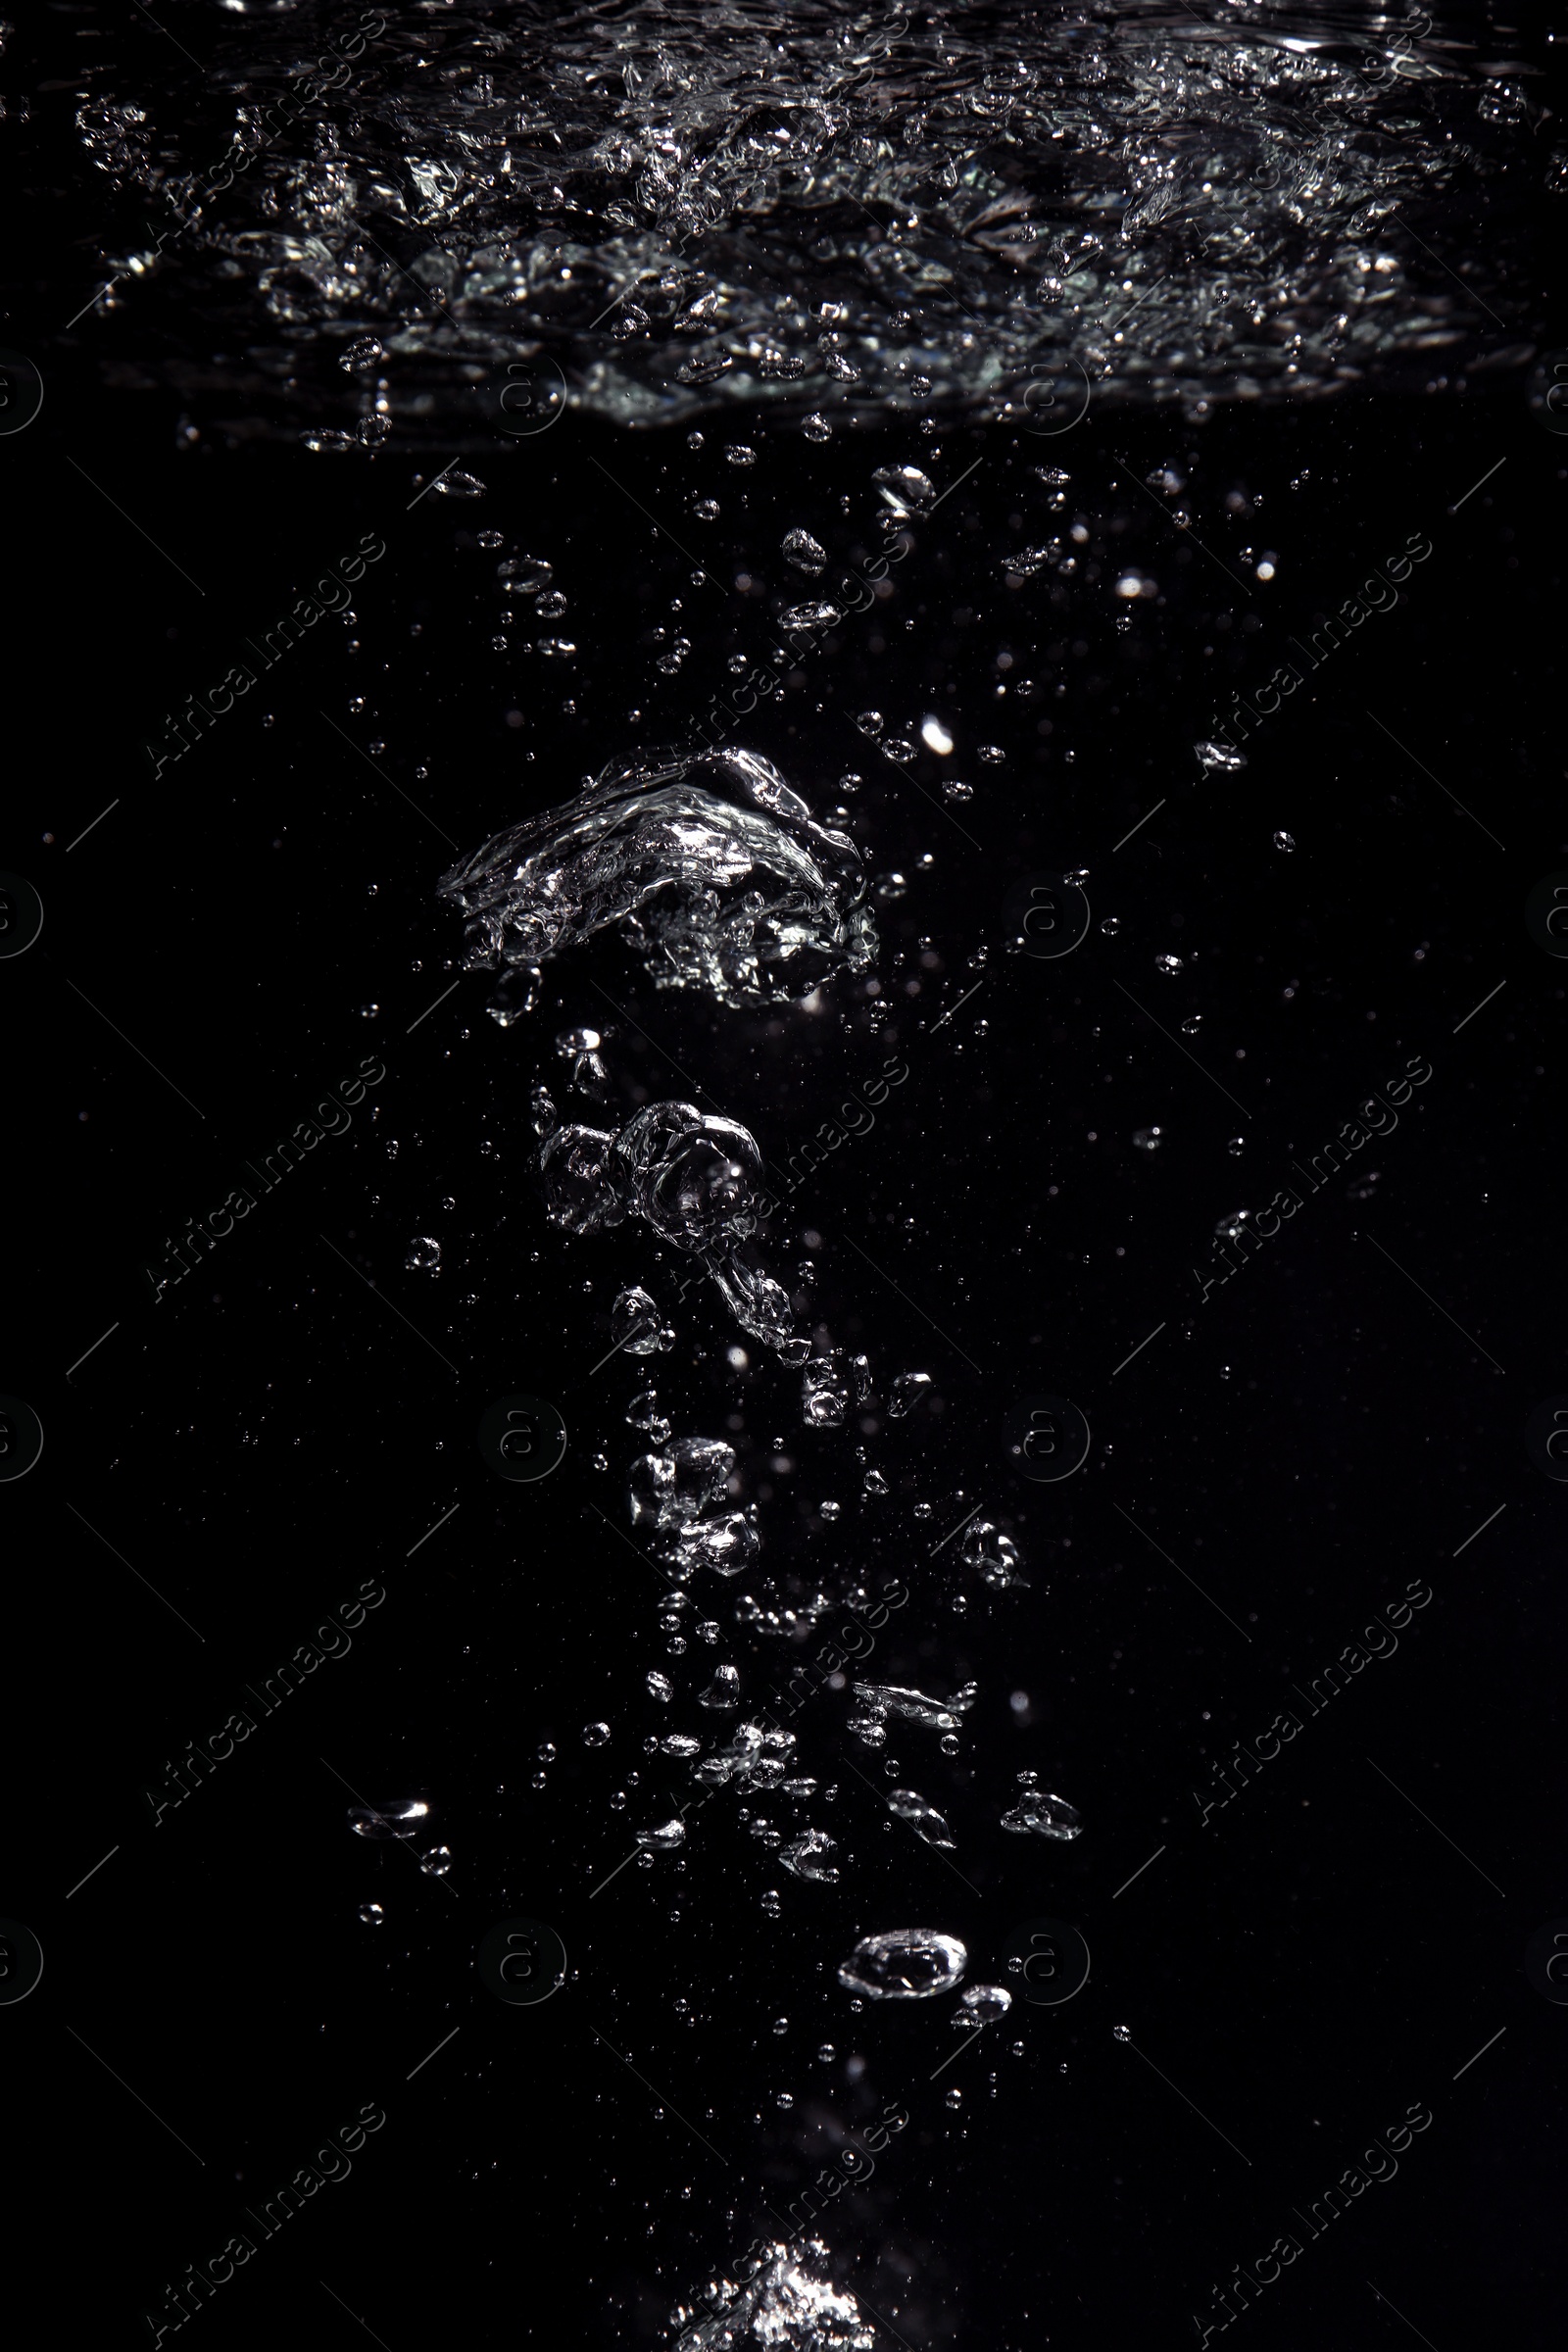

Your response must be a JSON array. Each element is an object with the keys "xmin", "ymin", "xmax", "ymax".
[{"xmin": 50, "ymin": 2, "xmax": 1547, "ymax": 442}]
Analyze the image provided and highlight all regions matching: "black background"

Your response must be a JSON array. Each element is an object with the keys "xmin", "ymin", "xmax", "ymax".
[{"xmin": 5, "ymin": 19, "xmax": 1566, "ymax": 2349}]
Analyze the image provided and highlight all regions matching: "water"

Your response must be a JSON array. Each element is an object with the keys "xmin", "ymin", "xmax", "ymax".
[
  {"xmin": 27, "ymin": 3, "xmax": 1551, "ymax": 2343},
  {"xmin": 62, "ymin": 2, "xmax": 1539, "ymax": 451},
  {"xmin": 671, "ymin": 2239, "xmax": 874, "ymax": 2350},
  {"xmin": 888, "ymin": 1787, "xmax": 958, "ymax": 1848},
  {"xmin": 851, "ymin": 1680, "xmax": 975, "ymax": 1732},
  {"xmin": 439, "ymin": 750, "xmax": 875, "ymax": 1007},
  {"xmin": 837, "ymin": 1928, "xmax": 969, "ymax": 1999},
  {"xmin": 955, "ymin": 1983, "xmax": 1012, "ymax": 2027},
  {"xmin": 1000, "ymin": 1786, "xmax": 1084, "ymax": 1839},
  {"xmin": 346, "ymin": 1797, "xmax": 430, "ymax": 1839}
]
